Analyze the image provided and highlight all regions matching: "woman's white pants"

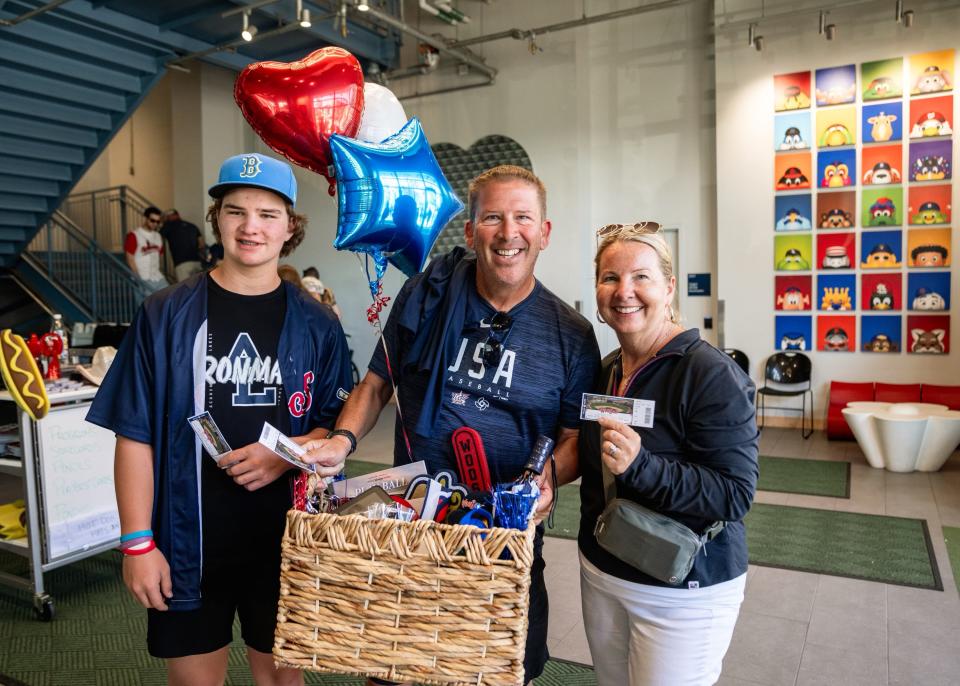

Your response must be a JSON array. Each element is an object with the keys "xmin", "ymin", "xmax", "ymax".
[{"xmin": 580, "ymin": 553, "xmax": 746, "ymax": 686}]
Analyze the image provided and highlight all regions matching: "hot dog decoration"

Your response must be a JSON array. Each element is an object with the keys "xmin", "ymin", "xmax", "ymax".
[{"xmin": 0, "ymin": 329, "xmax": 50, "ymax": 420}]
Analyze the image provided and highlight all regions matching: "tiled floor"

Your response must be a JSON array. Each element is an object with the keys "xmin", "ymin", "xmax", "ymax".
[{"xmin": 358, "ymin": 416, "xmax": 960, "ymax": 685}]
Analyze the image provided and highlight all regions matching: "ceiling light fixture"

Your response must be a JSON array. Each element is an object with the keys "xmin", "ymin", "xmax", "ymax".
[
  {"xmin": 296, "ymin": 0, "xmax": 312, "ymax": 26},
  {"xmin": 903, "ymin": 9, "xmax": 914, "ymax": 27},
  {"xmin": 754, "ymin": 35, "xmax": 764, "ymax": 51},
  {"xmin": 357, "ymin": 0, "xmax": 370, "ymax": 10},
  {"xmin": 241, "ymin": 11, "xmax": 257, "ymax": 41},
  {"xmin": 895, "ymin": 0, "xmax": 903, "ymax": 21},
  {"xmin": 825, "ymin": 23, "xmax": 837, "ymax": 40},
  {"xmin": 818, "ymin": 10, "xmax": 826, "ymax": 34},
  {"xmin": 747, "ymin": 23, "xmax": 755, "ymax": 47}
]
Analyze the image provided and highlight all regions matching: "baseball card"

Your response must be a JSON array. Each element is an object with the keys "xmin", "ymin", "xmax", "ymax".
[
  {"xmin": 258, "ymin": 421, "xmax": 316, "ymax": 473},
  {"xmin": 187, "ymin": 412, "xmax": 232, "ymax": 461},
  {"xmin": 580, "ymin": 393, "xmax": 655, "ymax": 428}
]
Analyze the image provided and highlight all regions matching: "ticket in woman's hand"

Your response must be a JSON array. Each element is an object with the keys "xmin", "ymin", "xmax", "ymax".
[{"xmin": 580, "ymin": 393, "xmax": 655, "ymax": 427}]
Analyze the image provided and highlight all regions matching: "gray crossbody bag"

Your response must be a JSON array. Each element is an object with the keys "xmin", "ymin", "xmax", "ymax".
[{"xmin": 592, "ymin": 355, "xmax": 724, "ymax": 585}]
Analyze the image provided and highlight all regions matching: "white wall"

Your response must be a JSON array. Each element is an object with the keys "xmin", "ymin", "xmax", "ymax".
[{"xmin": 715, "ymin": 1, "xmax": 960, "ymax": 417}]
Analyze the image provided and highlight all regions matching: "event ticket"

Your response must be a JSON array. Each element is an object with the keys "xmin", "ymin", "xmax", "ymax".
[
  {"xmin": 258, "ymin": 422, "xmax": 316, "ymax": 473},
  {"xmin": 187, "ymin": 411, "xmax": 232, "ymax": 461},
  {"xmin": 580, "ymin": 393, "xmax": 655, "ymax": 428}
]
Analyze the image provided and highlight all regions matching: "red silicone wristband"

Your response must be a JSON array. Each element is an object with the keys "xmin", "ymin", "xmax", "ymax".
[{"xmin": 121, "ymin": 539, "xmax": 156, "ymax": 556}]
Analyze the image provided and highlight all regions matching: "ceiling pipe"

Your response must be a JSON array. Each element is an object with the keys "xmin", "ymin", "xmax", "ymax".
[
  {"xmin": 357, "ymin": 1, "xmax": 496, "ymax": 79},
  {"xmin": 0, "ymin": 0, "xmax": 70, "ymax": 27},
  {"xmin": 397, "ymin": 78, "xmax": 494, "ymax": 101},
  {"xmin": 166, "ymin": 19, "xmax": 304, "ymax": 67},
  {"xmin": 449, "ymin": 0, "xmax": 693, "ymax": 49}
]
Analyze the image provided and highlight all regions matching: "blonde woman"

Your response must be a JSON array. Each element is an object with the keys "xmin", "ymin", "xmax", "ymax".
[{"xmin": 578, "ymin": 222, "xmax": 758, "ymax": 685}]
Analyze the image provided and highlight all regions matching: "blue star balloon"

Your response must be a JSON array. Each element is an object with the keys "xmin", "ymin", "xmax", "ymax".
[{"xmin": 330, "ymin": 117, "xmax": 464, "ymax": 278}]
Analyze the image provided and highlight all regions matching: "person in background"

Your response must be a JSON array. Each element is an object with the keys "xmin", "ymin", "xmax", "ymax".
[
  {"xmin": 88, "ymin": 153, "xmax": 353, "ymax": 686},
  {"xmin": 277, "ymin": 264, "xmax": 304, "ymax": 290},
  {"xmin": 579, "ymin": 222, "xmax": 758, "ymax": 686},
  {"xmin": 301, "ymin": 165, "xmax": 601, "ymax": 686},
  {"xmin": 300, "ymin": 274, "xmax": 342, "ymax": 319},
  {"xmin": 302, "ymin": 266, "xmax": 320, "ymax": 280},
  {"xmin": 161, "ymin": 209, "xmax": 207, "ymax": 282},
  {"xmin": 125, "ymin": 206, "xmax": 169, "ymax": 296}
]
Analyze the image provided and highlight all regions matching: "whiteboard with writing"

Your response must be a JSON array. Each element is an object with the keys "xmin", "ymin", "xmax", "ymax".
[{"xmin": 36, "ymin": 403, "xmax": 119, "ymax": 560}]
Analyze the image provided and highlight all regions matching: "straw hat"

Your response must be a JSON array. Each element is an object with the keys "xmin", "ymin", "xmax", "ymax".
[{"xmin": 77, "ymin": 346, "xmax": 117, "ymax": 386}]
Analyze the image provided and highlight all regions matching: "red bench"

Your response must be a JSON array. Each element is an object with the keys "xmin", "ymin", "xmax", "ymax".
[{"xmin": 827, "ymin": 382, "xmax": 960, "ymax": 440}]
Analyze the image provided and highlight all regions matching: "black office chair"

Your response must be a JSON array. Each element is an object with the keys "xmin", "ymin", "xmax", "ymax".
[
  {"xmin": 757, "ymin": 352, "xmax": 813, "ymax": 439},
  {"xmin": 723, "ymin": 348, "xmax": 750, "ymax": 376}
]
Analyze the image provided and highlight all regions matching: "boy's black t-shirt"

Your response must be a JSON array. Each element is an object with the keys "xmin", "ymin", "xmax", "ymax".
[{"xmin": 201, "ymin": 276, "xmax": 292, "ymax": 560}]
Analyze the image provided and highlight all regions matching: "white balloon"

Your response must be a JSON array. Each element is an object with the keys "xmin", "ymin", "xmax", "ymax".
[{"xmin": 357, "ymin": 82, "xmax": 408, "ymax": 143}]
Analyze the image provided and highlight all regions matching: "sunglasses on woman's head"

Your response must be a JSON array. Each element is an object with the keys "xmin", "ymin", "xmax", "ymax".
[{"xmin": 596, "ymin": 221, "xmax": 662, "ymax": 237}]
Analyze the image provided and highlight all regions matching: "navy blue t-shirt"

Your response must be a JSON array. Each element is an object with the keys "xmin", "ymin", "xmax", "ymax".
[{"xmin": 370, "ymin": 273, "xmax": 600, "ymax": 480}]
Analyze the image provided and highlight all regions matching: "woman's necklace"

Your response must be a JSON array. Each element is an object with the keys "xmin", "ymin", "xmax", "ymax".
[{"xmin": 617, "ymin": 325, "xmax": 680, "ymax": 394}]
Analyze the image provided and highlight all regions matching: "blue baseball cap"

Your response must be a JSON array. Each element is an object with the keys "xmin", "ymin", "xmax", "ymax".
[{"xmin": 208, "ymin": 153, "xmax": 297, "ymax": 207}]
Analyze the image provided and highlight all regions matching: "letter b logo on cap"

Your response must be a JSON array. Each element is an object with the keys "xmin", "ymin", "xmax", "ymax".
[{"xmin": 240, "ymin": 155, "xmax": 262, "ymax": 178}]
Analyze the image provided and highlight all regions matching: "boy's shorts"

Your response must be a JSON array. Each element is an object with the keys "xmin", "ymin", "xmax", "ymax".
[{"xmin": 147, "ymin": 547, "xmax": 281, "ymax": 658}]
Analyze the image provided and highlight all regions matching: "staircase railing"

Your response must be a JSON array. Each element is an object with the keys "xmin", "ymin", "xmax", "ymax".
[
  {"xmin": 26, "ymin": 211, "xmax": 148, "ymax": 323},
  {"xmin": 60, "ymin": 185, "xmax": 158, "ymax": 253}
]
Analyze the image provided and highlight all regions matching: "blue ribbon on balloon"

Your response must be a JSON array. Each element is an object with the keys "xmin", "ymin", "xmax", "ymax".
[{"xmin": 329, "ymin": 117, "xmax": 464, "ymax": 290}]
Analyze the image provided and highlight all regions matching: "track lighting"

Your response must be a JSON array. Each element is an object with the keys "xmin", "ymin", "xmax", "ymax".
[
  {"xmin": 895, "ymin": 0, "xmax": 903, "ymax": 21},
  {"xmin": 747, "ymin": 23, "xmax": 762, "ymax": 51},
  {"xmin": 754, "ymin": 35, "xmax": 764, "ymax": 52},
  {"xmin": 296, "ymin": 0, "xmax": 311, "ymax": 26},
  {"xmin": 825, "ymin": 23, "xmax": 837, "ymax": 40},
  {"xmin": 818, "ymin": 10, "xmax": 826, "ymax": 34},
  {"xmin": 241, "ymin": 11, "xmax": 257, "ymax": 41},
  {"xmin": 357, "ymin": 0, "xmax": 370, "ymax": 10},
  {"xmin": 903, "ymin": 9, "xmax": 914, "ymax": 27}
]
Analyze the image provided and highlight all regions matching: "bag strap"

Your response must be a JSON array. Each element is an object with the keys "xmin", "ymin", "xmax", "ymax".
[{"xmin": 597, "ymin": 350, "xmax": 725, "ymax": 540}]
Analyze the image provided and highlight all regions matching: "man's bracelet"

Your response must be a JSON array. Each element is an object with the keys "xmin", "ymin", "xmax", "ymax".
[{"xmin": 327, "ymin": 428, "xmax": 357, "ymax": 455}]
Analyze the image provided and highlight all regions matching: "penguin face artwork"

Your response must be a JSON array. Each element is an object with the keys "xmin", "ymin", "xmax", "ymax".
[
  {"xmin": 864, "ymin": 334, "xmax": 898, "ymax": 353},
  {"xmin": 777, "ymin": 167, "xmax": 809, "ymax": 189},
  {"xmin": 777, "ymin": 248, "xmax": 810, "ymax": 270},
  {"xmin": 819, "ymin": 208, "xmax": 853, "ymax": 228},
  {"xmin": 868, "ymin": 197, "xmax": 897, "ymax": 226},
  {"xmin": 911, "ymin": 155, "xmax": 950, "ymax": 182},
  {"xmin": 824, "ymin": 327, "xmax": 850, "ymax": 351},
  {"xmin": 862, "ymin": 243, "xmax": 901, "ymax": 269},
  {"xmin": 776, "ymin": 207, "xmax": 812, "ymax": 230},
  {"xmin": 779, "ymin": 126, "xmax": 808, "ymax": 150},
  {"xmin": 913, "ymin": 66, "xmax": 952, "ymax": 94},
  {"xmin": 777, "ymin": 286, "xmax": 810, "ymax": 311},
  {"xmin": 911, "ymin": 201, "xmax": 949, "ymax": 225},
  {"xmin": 864, "ymin": 76, "xmax": 896, "ymax": 99},
  {"xmin": 910, "ymin": 244, "xmax": 949, "ymax": 267},
  {"xmin": 819, "ymin": 124, "xmax": 854, "ymax": 147},
  {"xmin": 821, "ymin": 162, "xmax": 851, "ymax": 188},
  {"xmin": 869, "ymin": 283, "xmax": 894, "ymax": 310},
  {"xmin": 910, "ymin": 111, "xmax": 952, "ymax": 138},
  {"xmin": 780, "ymin": 333, "xmax": 807, "ymax": 351},
  {"xmin": 863, "ymin": 161, "xmax": 901, "ymax": 185},
  {"xmin": 821, "ymin": 287, "xmax": 853, "ymax": 310},
  {"xmin": 910, "ymin": 328, "xmax": 946, "ymax": 353},
  {"xmin": 912, "ymin": 288, "xmax": 946, "ymax": 311},
  {"xmin": 822, "ymin": 246, "xmax": 851, "ymax": 269}
]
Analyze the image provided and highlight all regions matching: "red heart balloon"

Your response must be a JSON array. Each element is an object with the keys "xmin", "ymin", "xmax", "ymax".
[{"xmin": 235, "ymin": 47, "xmax": 364, "ymax": 190}]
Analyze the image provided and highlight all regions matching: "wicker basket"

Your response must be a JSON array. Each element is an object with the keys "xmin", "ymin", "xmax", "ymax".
[{"xmin": 273, "ymin": 509, "xmax": 535, "ymax": 686}]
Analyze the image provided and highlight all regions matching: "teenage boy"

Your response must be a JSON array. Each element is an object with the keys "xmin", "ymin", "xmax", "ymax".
[{"xmin": 88, "ymin": 153, "xmax": 353, "ymax": 686}]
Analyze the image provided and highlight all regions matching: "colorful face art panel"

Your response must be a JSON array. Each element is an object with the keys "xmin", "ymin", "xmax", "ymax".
[
  {"xmin": 862, "ymin": 187, "xmax": 903, "ymax": 227},
  {"xmin": 774, "ymin": 112, "xmax": 812, "ymax": 151},
  {"xmin": 908, "ymin": 140, "xmax": 952, "ymax": 182},
  {"xmin": 861, "ymin": 272, "xmax": 902, "ymax": 311},
  {"xmin": 861, "ymin": 144, "xmax": 903, "ymax": 185},
  {"xmin": 907, "ymin": 272, "xmax": 951, "ymax": 311},
  {"xmin": 906, "ymin": 315, "xmax": 950, "ymax": 354},
  {"xmin": 816, "ymin": 232, "xmax": 855, "ymax": 270},
  {"xmin": 908, "ymin": 184, "xmax": 952, "ymax": 225},
  {"xmin": 775, "ymin": 194, "xmax": 813, "ymax": 231},
  {"xmin": 817, "ymin": 149, "xmax": 856, "ymax": 188},
  {"xmin": 862, "ymin": 58, "xmax": 904, "ymax": 101},
  {"xmin": 816, "ymin": 107, "xmax": 857, "ymax": 147},
  {"xmin": 817, "ymin": 274, "xmax": 856, "ymax": 311},
  {"xmin": 909, "ymin": 50, "xmax": 954, "ymax": 96},
  {"xmin": 775, "ymin": 152, "xmax": 813, "ymax": 190},
  {"xmin": 775, "ymin": 71, "xmax": 812, "ymax": 111},
  {"xmin": 908, "ymin": 95, "xmax": 954, "ymax": 138},
  {"xmin": 817, "ymin": 315, "xmax": 856, "ymax": 352},
  {"xmin": 775, "ymin": 315, "xmax": 812, "ymax": 351},
  {"xmin": 907, "ymin": 228, "xmax": 952, "ymax": 268},
  {"xmin": 862, "ymin": 102, "xmax": 903, "ymax": 143},
  {"xmin": 774, "ymin": 234, "xmax": 813, "ymax": 271},
  {"xmin": 815, "ymin": 65, "xmax": 857, "ymax": 106},
  {"xmin": 816, "ymin": 191, "xmax": 856, "ymax": 229},
  {"xmin": 775, "ymin": 275, "xmax": 812, "ymax": 311},
  {"xmin": 860, "ymin": 230, "xmax": 902, "ymax": 269},
  {"xmin": 861, "ymin": 315, "xmax": 902, "ymax": 353}
]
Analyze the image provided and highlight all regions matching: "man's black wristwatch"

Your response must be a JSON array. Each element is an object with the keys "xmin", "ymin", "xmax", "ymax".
[{"xmin": 327, "ymin": 428, "xmax": 357, "ymax": 455}]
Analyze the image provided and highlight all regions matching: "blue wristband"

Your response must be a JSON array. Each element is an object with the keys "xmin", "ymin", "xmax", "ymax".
[{"xmin": 120, "ymin": 529, "xmax": 153, "ymax": 543}]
